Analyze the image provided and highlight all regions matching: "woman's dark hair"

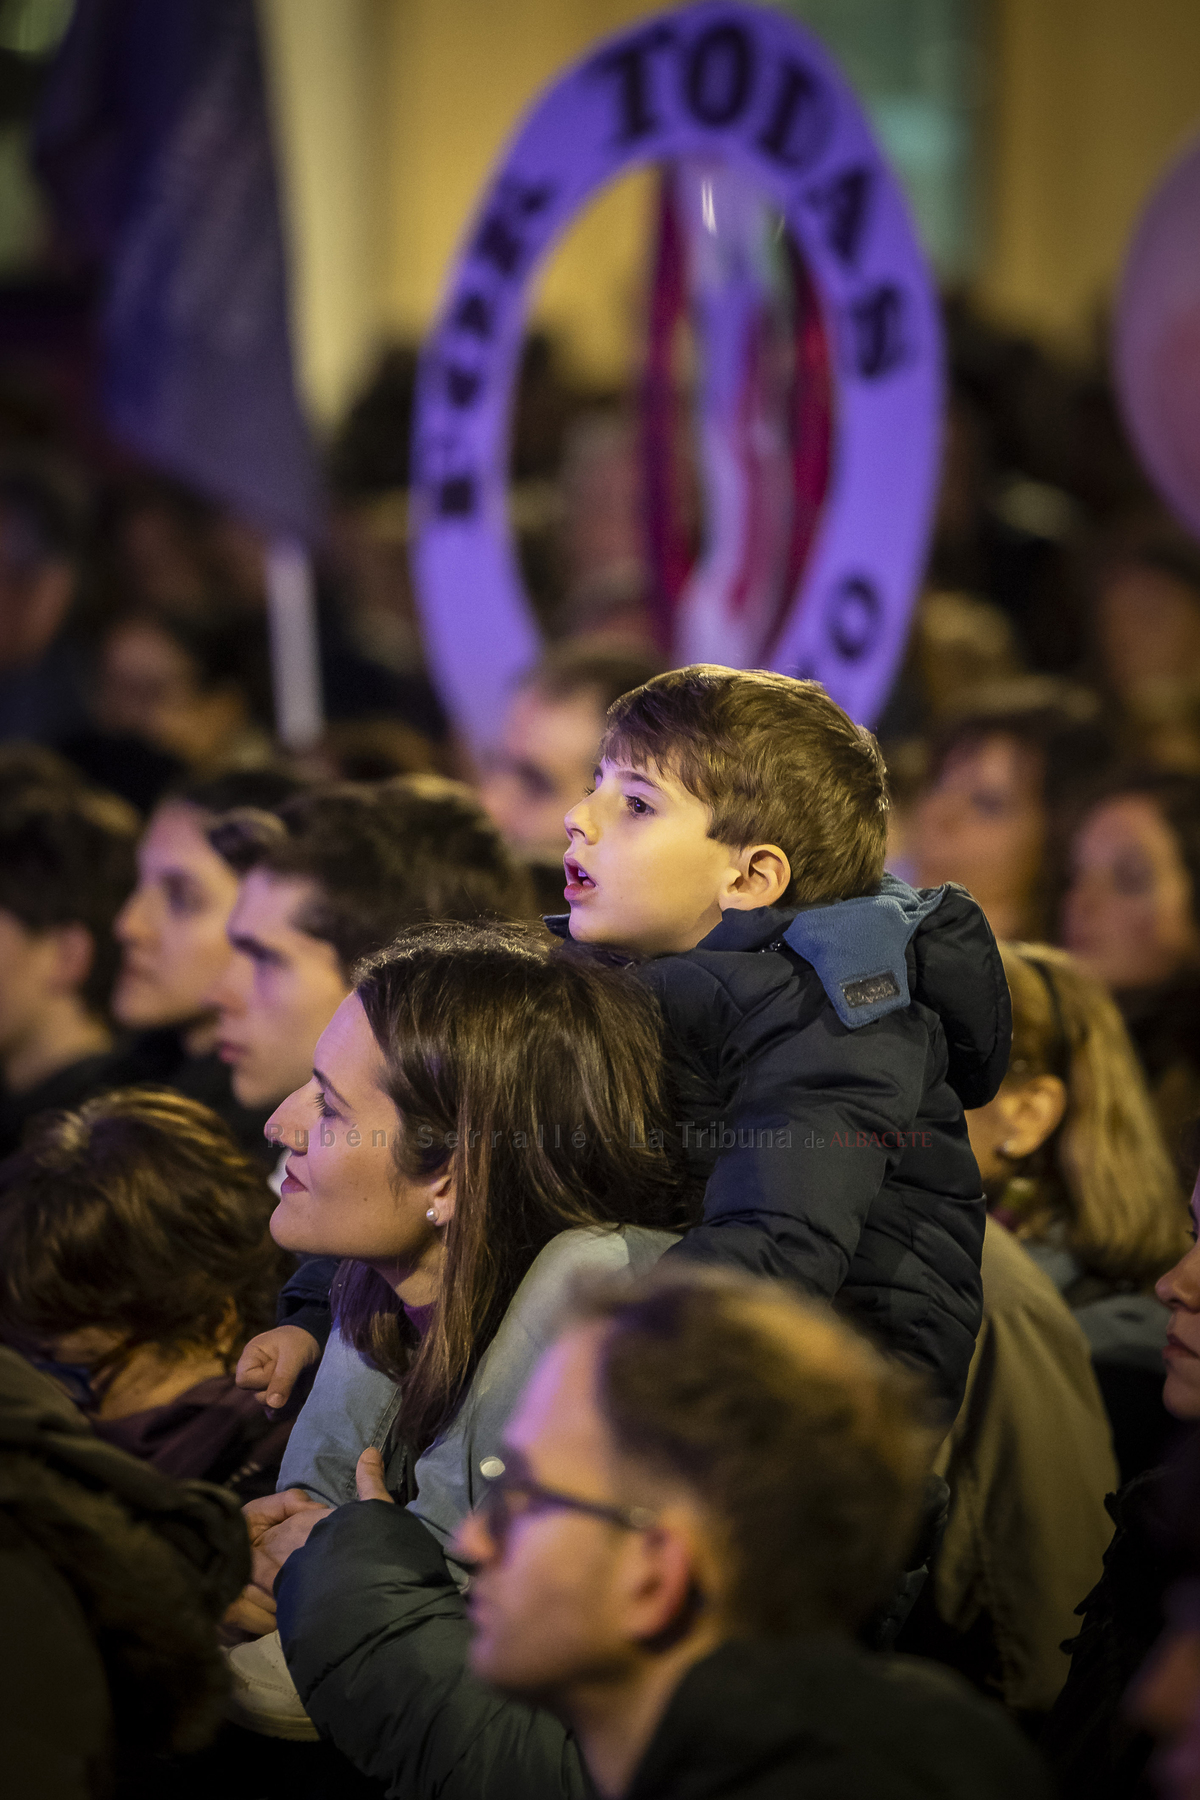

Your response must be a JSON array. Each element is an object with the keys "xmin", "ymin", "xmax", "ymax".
[
  {"xmin": 336, "ymin": 920, "xmax": 698, "ymax": 1453},
  {"xmin": 926, "ymin": 677, "xmax": 1118, "ymax": 816},
  {"xmin": 0, "ymin": 1089, "xmax": 288, "ymax": 1363},
  {"xmin": 1061, "ymin": 769, "xmax": 1200, "ymax": 938}
]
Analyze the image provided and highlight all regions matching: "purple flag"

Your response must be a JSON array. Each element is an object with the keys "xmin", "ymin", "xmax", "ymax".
[{"xmin": 34, "ymin": 0, "xmax": 322, "ymax": 542}]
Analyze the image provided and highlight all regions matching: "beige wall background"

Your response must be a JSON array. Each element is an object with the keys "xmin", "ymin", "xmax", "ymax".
[{"xmin": 260, "ymin": 0, "xmax": 1200, "ymax": 425}]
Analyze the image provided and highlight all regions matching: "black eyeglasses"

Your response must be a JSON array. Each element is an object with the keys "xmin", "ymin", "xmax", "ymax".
[{"xmin": 476, "ymin": 1455, "xmax": 657, "ymax": 1550}]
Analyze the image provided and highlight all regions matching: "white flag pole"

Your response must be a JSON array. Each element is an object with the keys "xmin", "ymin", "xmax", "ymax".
[{"xmin": 266, "ymin": 535, "xmax": 324, "ymax": 751}]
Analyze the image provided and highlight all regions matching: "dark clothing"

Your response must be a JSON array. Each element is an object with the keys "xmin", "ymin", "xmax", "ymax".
[
  {"xmin": 277, "ymin": 1500, "xmax": 1050, "ymax": 1800},
  {"xmin": 276, "ymin": 1254, "xmax": 340, "ymax": 1351},
  {"xmin": 0, "ymin": 1046, "xmax": 135, "ymax": 1160},
  {"xmin": 554, "ymin": 879, "xmax": 1007, "ymax": 1412},
  {"xmin": 628, "ymin": 1636, "xmax": 1055, "ymax": 1800},
  {"xmin": 276, "ymin": 879, "xmax": 1007, "ymax": 1412},
  {"xmin": 91, "ymin": 1371, "xmax": 293, "ymax": 1502},
  {"xmin": 279, "ymin": 1500, "xmax": 585, "ymax": 1799},
  {"xmin": 0, "ymin": 1346, "xmax": 249, "ymax": 1800},
  {"xmin": 1040, "ymin": 1468, "xmax": 1173, "ymax": 1800}
]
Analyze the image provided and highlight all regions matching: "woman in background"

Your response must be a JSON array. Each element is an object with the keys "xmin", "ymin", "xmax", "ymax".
[
  {"xmin": 969, "ymin": 941, "xmax": 1190, "ymax": 1477},
  {"xmin": 0, "ymin": 1088, "xmax": 293, "ymax": 1500},
  {"xmin": 1060, "ymin": 770, "xmax": 1200, "ymax": 1184}
]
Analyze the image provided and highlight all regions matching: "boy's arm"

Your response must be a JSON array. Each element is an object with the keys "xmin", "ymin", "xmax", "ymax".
[
  {"xmin": 276, "ymin": 1503, "xmax": 587, "ymax": 1800},
  {"xmin": 667, "ymin": 978, "xmax": 932, "ymax": 1295},
  {"xmin": 275, "ymin": 1254, "xmax": 340, "ymax": 1350}
]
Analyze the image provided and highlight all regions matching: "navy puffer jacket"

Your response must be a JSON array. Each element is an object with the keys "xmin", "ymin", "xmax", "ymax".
[{"xmin": 550, "ymin": 875, "xmax": 1010, "ymax": 1414}]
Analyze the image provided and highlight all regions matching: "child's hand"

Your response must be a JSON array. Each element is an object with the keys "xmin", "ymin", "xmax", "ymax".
[
  {"xmin": 355, "ymin": 1445, "xmax": 395, "ymax": 1504},
  {"xmin": 235, "ymin": 1325, "xmax": 320, "ymax": 1413}
]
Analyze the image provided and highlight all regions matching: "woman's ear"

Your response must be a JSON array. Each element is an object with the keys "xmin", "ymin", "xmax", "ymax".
[
  {"xmin": 1003, "ymin": 1074, "xmax": 1068, "ymax": 1159},
  {"xmin": 720, "ymin": 844, "xmax": 792, "ymax": 914},
  {"xmin": 428, "ymin": 1168, "xmax": 457, "ymax": 1226}
]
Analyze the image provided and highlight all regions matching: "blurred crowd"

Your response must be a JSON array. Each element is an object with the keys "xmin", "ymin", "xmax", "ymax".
[{"xmin": 3, "ymin": 295, "xmax": 1200, "ymax": 1800}]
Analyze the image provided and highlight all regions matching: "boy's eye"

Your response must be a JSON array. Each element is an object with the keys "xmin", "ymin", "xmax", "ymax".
[{"xmin": 626, "ymin": 795, "xmax": 653, "ymax": 816}]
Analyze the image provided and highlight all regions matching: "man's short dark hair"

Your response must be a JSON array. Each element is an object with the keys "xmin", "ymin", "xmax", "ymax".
[
  {"xmin": 602, "ymin": 665, "xmax": 888, "ymax": 905},
  {"xmin": 0, "ymin": 785, "xmax": 139, "ymax": 1016},
  {"xmin": 573, "ymin": 1268, "xmax": 932, "ymax": 1636},
  {"xmin": 208, "ymin": 777, "xmax": 535, "ymax": 977}
]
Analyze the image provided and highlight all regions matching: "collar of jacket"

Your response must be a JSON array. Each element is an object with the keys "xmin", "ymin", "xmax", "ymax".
[{"xmin": 545, "ymin": 874, "xmax": 949, "ymax": 1030}]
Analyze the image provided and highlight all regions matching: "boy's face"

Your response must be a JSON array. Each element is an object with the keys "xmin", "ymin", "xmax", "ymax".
[{"xmin": 563, "ymin": 758, "xmax": 740, "ymax": 954}]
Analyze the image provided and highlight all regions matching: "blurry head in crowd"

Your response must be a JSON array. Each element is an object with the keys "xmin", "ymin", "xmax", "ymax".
[
  {"xmin": 1061, "ymin": 772, "xmax": 1200, "ymax": 996},
  {"xmin": 454, "ymin": 1269, "xmax": 930, "ymax": 1793},
  {"xmin": 1094, "ymin": 528, "xmax": 1200, "ymax": 714},
  {"xmin": 207, "ymin": 778, "xmax": 534, "ymax": 1110},
  {"xmin": 913, "ymin": 680, "xmax": 1115, "ymax": 938},
  {"xmin": 0, "ymin": 784, "xmax": 138, "ymax": 1094},
  {"xmin": 480, "ymin": 642, "xmax": 664, "ymax": 862},
  {"xmin": 0, "ymin": 457, "xmax": 86, "ymax": 671},
  {"xmin": 967, "ymin": 942, "xmax": 1188, "ymax": 1287},
  {"xmin": 111, "ymin": 769, "xmax": 306, "ymax": 1055},
  {"xmin": 89, "ymin": 608, "xmax": 270, "ymax": 770},
  {"xmin": 0, "ymin": 1089, "xmax": 286, "ymax": 1418},
  {"xmin": 268, "ymin": 920, "xmax": 695, "ymax": 1455}
]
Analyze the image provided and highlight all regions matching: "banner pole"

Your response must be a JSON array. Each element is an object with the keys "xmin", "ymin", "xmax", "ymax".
[{"xmin": 266, "ymin": 535, "xmax": 324, "ymax": 751}]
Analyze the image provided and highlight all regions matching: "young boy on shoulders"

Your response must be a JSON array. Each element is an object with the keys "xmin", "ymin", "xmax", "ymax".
[{"xmin": 550, "ymin": 664, "xmax": 1010, "ymax": 1414}]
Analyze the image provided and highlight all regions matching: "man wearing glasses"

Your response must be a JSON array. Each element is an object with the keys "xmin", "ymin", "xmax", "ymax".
[{"xmin": 279, "ymin": 1269, "xmax": 1053, "ymax": 1799}]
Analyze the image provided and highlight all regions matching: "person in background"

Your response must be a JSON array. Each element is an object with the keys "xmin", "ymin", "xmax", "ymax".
[
  {"xmin": 479, "ymin": 641, "xmax": 663, "ymax": 907},
  {"xmin": 1042, "ymin": 1200, "xmax": 1200, "ymax": 1800},
  {"xmin": 0, "ymin": 781, "xmax": 138, "ymax": 1158},
  {"xmin": 313, "ymin": 1266, "xmax": 1052, "ymax": 1800},
  {"xmin": 0, "ymin": 1088, "xmax": 293, "ymax": 1501},
  {"xmin": 1, "ymin": 1345, "xmax": 249, "ymax": 1800},
  {"xmin": 0, "ymin": 456, "xmax": 91, "ymax": 746},
  {"xmin": 110, "ymin": 767, "xmax": 307, "ymax": 1159},
  {"xmin": 913, "ymin": 680, "xmax": 1115, "ymax": 938},
  {"xmin": 968, "ymin": 941, "xmax": 1189, "ymax": 1479},
  {"xmin": 898, "ymin": 1170, "xmax": 1118, "ymax": 1718},
  {"xmin": 1060, "ymin": 771, "xmax": 1200, "ymax": 1185}
]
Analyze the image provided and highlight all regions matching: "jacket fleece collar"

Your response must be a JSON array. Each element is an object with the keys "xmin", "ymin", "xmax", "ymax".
[{"xmin": 544, "ymin": 874, "xmax": 947, "ymax": 1030}]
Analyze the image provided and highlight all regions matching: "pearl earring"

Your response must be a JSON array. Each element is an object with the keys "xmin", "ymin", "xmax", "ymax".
[{"xmin": 426, "ymin": 1207, "xmax": 439, "ymax": 1224}]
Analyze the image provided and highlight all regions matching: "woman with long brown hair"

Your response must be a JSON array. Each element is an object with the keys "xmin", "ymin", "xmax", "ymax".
[
  {"xmin": 223, "ymin": 919, "xmax": 697, "ymax": 1734},
  {"xmin": 968, "ymin": 941, "xmax": 1190, "ymax": 1477}
]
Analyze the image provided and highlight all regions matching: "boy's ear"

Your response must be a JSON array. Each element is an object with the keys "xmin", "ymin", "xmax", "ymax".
[{"xmin": 720, "ymin": 845, "xmax": 791, "ymax": 914}]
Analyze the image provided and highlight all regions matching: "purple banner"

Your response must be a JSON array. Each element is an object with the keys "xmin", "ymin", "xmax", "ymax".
[{"xmin": 412, "ymin": 1, "xmax": 942, "ymax": 745}]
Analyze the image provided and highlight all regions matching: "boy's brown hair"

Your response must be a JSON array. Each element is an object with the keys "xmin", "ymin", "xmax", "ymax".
[{"xmin": 601, "ymin": 665, "xmax": 888, "ymax": 905}]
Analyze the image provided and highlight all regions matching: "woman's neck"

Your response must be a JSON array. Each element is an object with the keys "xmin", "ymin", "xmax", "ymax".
[{"xmin": 368, "ymin": 1243, "xmax": 444, "ymax": 1332}]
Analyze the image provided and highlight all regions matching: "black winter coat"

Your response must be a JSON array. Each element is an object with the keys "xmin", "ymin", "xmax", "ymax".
[
  {"xmin": 278, "ymin": 1501, "xmax": 1051, "ymax": 1800},
  {"xmin": 554, "ymin": 877, "xmax": 1009, "ymax": 1412}
]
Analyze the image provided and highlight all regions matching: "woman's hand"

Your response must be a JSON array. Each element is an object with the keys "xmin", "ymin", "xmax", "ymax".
[
  {"xmin": 355, "ymin": 1446, "xmax": 395, "ymax": 1504},
  {"xmin": 235, "ymin": 1324, "xmax": 321, "ymax": 1413}
]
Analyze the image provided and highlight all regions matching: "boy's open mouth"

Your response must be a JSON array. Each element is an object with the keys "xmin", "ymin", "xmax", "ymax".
[{"xmin": 564, "ymin": 854, "xmax": 596, "ymax": 898}]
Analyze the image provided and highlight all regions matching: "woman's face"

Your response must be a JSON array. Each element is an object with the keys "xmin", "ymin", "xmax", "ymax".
[
  {"xmin": 1061, "ymin": 796, "xmax": 1200, "ymax": 993},
  {"xmin": 1156, "ymin": 1187, "xmax": 1200, "ymax": 1421},
  {"xmin": 266, "ymin": 994, "xmax": 450, "ymax": 1292},
  {"xmin": 914, "ymin": 734, "xmax": 1045, "ymax": 937},
  {"xmin": 112, "ymin": 803, "xmax": 241, "ymax": 1033}
]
